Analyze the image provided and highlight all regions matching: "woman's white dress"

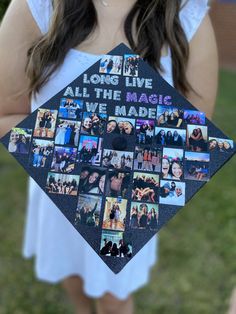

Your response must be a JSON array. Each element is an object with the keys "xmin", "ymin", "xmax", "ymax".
[{"xmin": 23, "ymin": 0, "xmax": 209, "ymax": 300}]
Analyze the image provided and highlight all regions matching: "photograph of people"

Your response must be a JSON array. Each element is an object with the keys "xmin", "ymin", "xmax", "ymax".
[
  {"xmin": 78, "ymin": 135, "xmax": 102, "ymax": 166},
  {"xmin": 58, "ymin": 98, "xmax": 83, "ymax": 120},
  {"xmin": 99, "ymin": 55, "xmax": 123, "ymax": 75},
  {"xmin": 50, "ymin": 146, "xmax": 77, "ymax": 173},
  {"xmin": 81, "ymin": 112, "xmax": 107, "ymax": 136},
  {"xmin": 184, "ymin": 110, "xmax": 206, "ymax": 125},
  {"xmin": 184, "ymin": 152, "xmax": 210, "ymax": 181},
  {"xmin": 187, "ymin": 125, "xmax": 208, "ymax": 152},
  {"xmin": 159, "ymin": 180, "xmax": 185, "ymax": 206},
  {"xmin": 162, "ymin": 147, "xmax": 183, "ymax": 179},
  {"xmin": 100, "ymin": 230, "xmax": 132, "ymax": 258},
  {"xmin": 209, "ymin": 137, "xmax": 234, "ymax": 153},
  {"xmin": 102, "ymin": 149, "xmax": 134, "ymax": 170},
  {"xmin": 133, "ymin": 147, "xmax": 161, "ymax": 172},
  {"xmin": 102, "ymin": 197, "xmax": 127, "ymax": 231},
  {"xmin": 55, "ymin": 119, "xmax": 81, "ymax": 146},
  {"xmin": 8, "ymin": 128, "xmax": 32, "ymax": 154},
  {"xmin": 107, "ymin": 116, "xmax": 135, "ymax": 135},
  {"xmin": 33, "ymin": 109, "xmax": 57, "ymax": 138},
  {"xmin": 123, "ymin": 54, "xmax": 140, "ymax": 76},
  {"xmin": 105, "ymin": 170, "xmax": 130, "ymax": 198},
  {"xmin": 74, "ymin": 194, "xmax": 102, "ymax": 228},
  {"xmin": 46, "ymin": 173, "xmax": 79, "ymax": 196},
  {"xmin": 155, "ymin": 127, "xmax": 186, "ymax": 147},
  {"xmin": 78, "ymin": 166, "xmax": 106, "ymax": 195},
  {"xmin": 156, "ymin": 106, "xmax": 184, "ymax": 128},
  {"xmin": 130, "ymin": 202, "xmax": 159, "ymax": 230},
  {"xmin": 136, "ymin": 119, "xmax": 154, "ymax": 144},
  {"xmin": 30, "ymin": 139, "xmax": 53, "ymax": 168},
  {"xmin": 132, "ymin": 172, "xmax": 159, "ymax": 203}
]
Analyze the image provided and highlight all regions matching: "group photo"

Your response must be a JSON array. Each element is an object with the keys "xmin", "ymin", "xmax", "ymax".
[
  {"xmin": 74, "ymin": 194, "xmax": 102, "ymax": 228},
  {"xmin": 159, "ymin": 180, "xmax": 185, "ymax": 206},
  {"xmin": 100, "ymin": 230, "xmax": 132, "ymax": 258},
  {"xmin": 58, "ymin": 98, "xmax": 83, "ymax": 120},
  {"xmin": 130, "ymin": 202, "xmax": 159, "ymax": 230},
  {"xmin": 209, "ymin": 137, "xmax": 234, "ymax": 153},
  {"xmin": 186, "ymin": 125, "xmax": 208, "ymax": 152},
  {"xmin": 132, "ymin": 172, "xmax": 159, "ymax": 203},
  {"xmin": 78, "ymin": 166, "xmax": 106, "ymax": 195},
  {"xmin": 133, "ymin": 146, "xmax": 161, "ymax": 172},
  {"xmin": 46, "ymin": 172, "xmax": 80, "ymax": 196},
  {"xmin": 106, "ymin": 116, "xmax": 135, "ymax": 135},
  {"xmin": 99, "ymin": 55, "xmax": 123, "ymax": 75},
  {"xmin": 123, "ymin": 54, "xmax": 140, "ymax": 77},
  {"xmin": 155, "ymin": 127, "xmax": 186, "ymax": 147},
  {"xmin": 102, "ymin": 149, "xmax": 134, "ymax": 170},
  {"xmin": 105, "ymin": 170, "xmax": 130, "ymax": 198},
  {"xmin": 33, "ymin": 109, "xmax": 57, "ymax": 138},
  {"xmin": 184, "ymin": 110, "xmax": 206, "ymax": 125},
  {"xmin": 30, "ymin": 139, "xmax": 54, "ymax": 168},
  {"xmin": 78, "ymin": 135, "xmax": 103, "ymax": 166},
  {"xmin": 50, "ymin": 146, "xmax": 77, "ymax": 173},
  {"xmin": 162, "ymin": 147, "xmax": 184, "ymax": 180},
  {"xmin": 156, "ymin": 105, "xmax": 184, "ymax": 128},
  {"xmin": 55, "ymin": 119, "xmax": 81, "ymax": 146},
  {"xmin": 81, "ymin": 112, "xmax": 107, "ymax": 136},
  {"xmin": 8, "ymin": 128, "xmax": 32, "ymax": 154},
  {"xmin": 184, "ymin": 152, "xmax": 210, "ymax": 181},
  {"xmin": 102, "ymin": 197, "xmax": 128, "ymax": 231},
  {"xmin": 136, "ymin": 119, "xmax": 154, "ymax": 144}
]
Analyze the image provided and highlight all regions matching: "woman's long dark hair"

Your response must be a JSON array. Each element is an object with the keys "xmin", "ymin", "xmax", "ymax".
[{"xmin": 26, "ymin": 0, "xmax": 191, "ymax": 96}]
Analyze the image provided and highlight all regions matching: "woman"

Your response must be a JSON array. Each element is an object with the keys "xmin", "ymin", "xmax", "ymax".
[
  {"xmin": 172, "ymin": 130, "xmax": 184, "ymax": 147},
  {"xmin": 81, "ymin": 117, "xmax": 93, "ymax": 135},
  {"xmin": 156, "ymin": 129, "xmax": 166, "ymax": 145},
  {"xmin": 107, "ymin": 119, "xmax": 118, "ymax": 133},
  {"xmin": 149, "ymin": 208, "xmax": 158, "ymax": 230},
  {"xmin": 165, "ymin": 130, "xmax": 173, "ymax": 145},
  {"xmin": 0, "ymin": 0, "xmax": 217, "ymax": 313},
  {"xmin": 130, "ymin": 206, "xmax": 139, "ymax": 229},
  {"xmin": 162, "ymin": 157, "xmax": 172, "ymax": 179},
  {"xmin": 170, "ymin": 161, "xmax": 183, "ymax": 180}
]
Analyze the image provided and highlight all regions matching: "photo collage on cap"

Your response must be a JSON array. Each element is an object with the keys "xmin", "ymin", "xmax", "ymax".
[{"xmin": 6, "ymin": 52, "xmax": 234, "ymax": 261}]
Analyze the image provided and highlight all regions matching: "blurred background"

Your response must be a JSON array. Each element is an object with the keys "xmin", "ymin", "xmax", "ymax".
[{"xmin": 0, "ymin": 1, "xmax": 236, "ymax": 313}]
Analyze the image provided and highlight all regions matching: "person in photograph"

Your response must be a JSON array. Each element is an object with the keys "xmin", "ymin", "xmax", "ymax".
[
  {"xmin": 137, "ymin": 122, "xmax": 148, "ymax": 144},
  {"xmin": 107, "ymin": 172, "xmax": 129, "ymax": 198},
  {"xmin": 8, "ymin": 130, "xmax": 30, "ymax": 154},
  {"xmin": 188, "ymin": 128, "xmax": 206, "ymax": 151},
  {"xmin": 1, "ymin": 0, "xmax": 217, "ymax": 311},
  {"xmin": 160, "ymin": 181, "xmax": 171, "ymax": 198},
  {"xmin": 44, "ymin": 111, "xmax": 56, "ymax": 137},
  {"xmin": 162, "ymin": 157, "xmax": 172, "ymax": 179},
  {"xmin": 109, "ymin": 204, "xmax": 116, "ymax": 229},
  {"xmin": 172, "ymin": 130, "xmax": 184, "ymax": 146},
  {"xmin": 107, "ymin": 120, "xmax": 119, "ymax": 133},
  {"xmin": 165, "ymin": 130, "xmax": 173, "ymax": 145},
  {"xmin": 148, "ymin": 208, "xmax": 158, "ymax": 230},
  {"xmin": 151, "ymin": 151, "xmax": 160, "ymax": 172},
  {"xmin": 137, "ymin": 150, "xmax": 143, "ymax": 170},
  {"xmin": 124, "ymin": 155, "xmax": 133, "ymax": 170},
  {"xmin": 169, "ymin": 160, "xmax": 183, "ymax": 180},
  {"xmin": 89, "ymin": 174, "xmax": 106, "ymax": 194},
  {"xmin": 55, "ymin": 121, "xmax": 67, "ymax": 145},
  {"xmin": 77, "ymin": 200, "xmax": 99, "ymax": 227},
  {"xmin": 130, "ymin": 206, "xmax": 139, "ymax": 228},
  {"xmin": 146, "ymin": 124, "xmax": 154, "ymax": 144},
  {"xmin": 79, "ymin": 170, "xmax": 100, "ymax": 194},
  {"xmin": 139, "ymin": 204, "xmax": 148, "ymax": 228},
  {"xmin": 122, "ymin": 121, "xmax": 134, "ymax": 135},
  {"xmin": 195, "ymin": 165, "xmax": 209, "ymax": 181},
  {"xmin": 110, "ymin": 243, "xmax": 119, "ymax": 257},
  {"xmin": 100, "ymin": 240, "xmax": 112, "ymax": 256},
  {"xmin": 81, "ymin": 117, "xmax": 92, "ymax": 135},
  {"xmin": 223, "ymin": 140, "xmax": 233, "ymax": 152},
  {"xmin": 156, "ymin": 129, "xmax": 166, "ymax": 145},
  {"xmin": 209, "ymin": 138, "xmax": 217, "ymax": 150},
  {"xmin": 143, "ymin": 149, "xmax": 149, "ymax": 170},
  {"xmin": 114, "ymin": 204, "xmax": 122, "ymax": 230},
  {"xmin": 132, "ymin": 174, "xmax": 159, "ymax": 203},
  {"xmin": 157, "ymin": 110, "xmax": 169, "ymax": 126},
  {"xmin": 119, "ymin": 239, "xmax": 131, "ymax": 258}
]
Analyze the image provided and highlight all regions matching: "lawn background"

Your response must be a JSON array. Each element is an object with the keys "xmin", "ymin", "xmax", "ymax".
[{"xmin": 0, "ymin": 2, "xmax": 236, "ymax": 314}]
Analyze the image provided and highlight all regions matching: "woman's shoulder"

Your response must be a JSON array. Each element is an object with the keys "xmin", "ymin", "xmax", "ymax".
[{"xmin": 179, "ymin": 0, "xmax": 210, "ymax": 42}]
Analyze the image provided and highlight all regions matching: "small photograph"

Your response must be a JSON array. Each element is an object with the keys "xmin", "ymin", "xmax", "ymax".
[
  {"xmin": 156, "ymin": 105, "xmax": 184, "ymax": 128},
  {"xmin": 8, "ymin": 128, "xmax": 32, "ymax": 154},
  {"xmin": 81, "ymin": 112, "xmax": 107, "ymax": 136},
  {"xmin": 78, "ymin": 135, "xmax": 103, "ymax": 166},
  {"xmin": 209, "ymin": 137, "xmax": 234, "ymax": 153},
  {"xmin": 155, "ymin": 127, "xmax": 186, "ymax": 147},
  {"xmin": 99, "ymin": 55, "xmax": 123, "ymax": 75},
  {"xmin": 74, "ymin": 194, "xmax": 102, "ymax": 227},
  {"xmin": 130, "ymin": 202, "xmax": 159, "ymax": 230},
  {"xmin": 136, "ymin": 119, "xmax": 155, "ymax": 144},
  {"xmin": 107, "ymin": 116, "xmax": 135, "ymax": 135},
  {"xmin": 58, "ymin": 98, "xmax": 83, "ymax": 120},
  {"xmin": 55, "ymin": 119, "xmax": 81, "ymax": 146},
  {"xmin": 102, "ymin": 197, "xmax": 128, "ymax": 231},
  {"xmin": 78, "ymin": 166, "xmax": 106, "ymax": 195},
  {"xmin": 184, "ymin": 110, "xmax": 206, "ymax": 125},
  {"xmin": 123, "ymin": 54, "xmax": 140, "ymax": 77},
  {"xmin": 30, "ymin": 139, "xmax": 54, "ymax": 168},
  {"xmin": 33, "ymin": 109, "xmax": 57, "ymax": 138},
  {"xmin": 159, "ymin": 180, "xmax": 185, "ymax": 206},
  {"xmin": 133, "ymin": 146, "xmax": 161, "ymax": 172},
  {"xmin": 162, "ymin": 148, "xmax": 184, "ymax": 180},
  {"xmin": 184, "ymin": 152, "xmax": 210, "ymax": 181},
  {"xmin": 46, "ymin": 172, "xmax": 79, "ymax": 196},
  {"xmin": 51, "ymin": 146, "xmax": 77, "ymax": 173},
  {"xmin": 100, "ymin": 230, "xmax": 132, "ymax": 258},
  {"xmin": 105, "ymin": 170, "xmax": 131, "ymax": 198},
  {"xmin": 102, "ymin": 150, "xmax": 134, "ymax": 170},
  {"xmin": 186, "ymin": 125, "xmax": 208, "ymax": 152},
  {"xmin": 132, "ymin": 172, "xmax": 159, "ymax": 203}
]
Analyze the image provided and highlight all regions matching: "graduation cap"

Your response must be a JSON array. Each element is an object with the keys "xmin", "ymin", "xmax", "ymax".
[{"xmin": 1, "ymin": 44, "xmax": 235, "ymax": 273}]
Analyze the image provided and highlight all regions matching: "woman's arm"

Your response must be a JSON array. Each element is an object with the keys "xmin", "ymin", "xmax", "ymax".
[
  {"xmin": 185, "ymin": 14, "xmax": 218, "ymax": 119},
  {"xmin": 0, "ymin": 0, "xmax": 41, "ymax": 137}
]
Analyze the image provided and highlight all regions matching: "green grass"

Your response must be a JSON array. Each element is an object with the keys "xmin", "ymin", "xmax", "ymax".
[{"xmin": 0, "ymin": 70, "xmax": 236, "ymax": 314}]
